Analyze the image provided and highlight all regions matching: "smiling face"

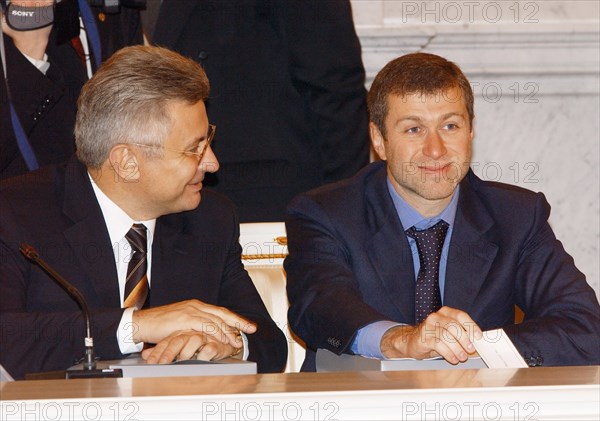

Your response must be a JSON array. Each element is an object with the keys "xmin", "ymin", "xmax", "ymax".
[
  {"xmin": 371, "ymin": 87, "xmax": 473, "ymax": 217},
  {"xmin": 135, "ymin": 100, "xmax": 219, "ymax": 218}
]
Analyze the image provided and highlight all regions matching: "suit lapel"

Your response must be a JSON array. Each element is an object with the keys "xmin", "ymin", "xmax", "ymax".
[
  {"xmin": 61, "ymin": 159, "xmax": 120, "ymax": 307},
  {"xmin": 150, "ymin": 215, "xmax": 186, "ymax": 306},
  {"xmin": 365, "ymin": 165, "xmax": 417, "ymax": 324},
  {"xmin": 152, "ymin": 0, "xmax": 197, "ymax": 47},
  {"xmin": 445, "ymin": 171, "xmax": 499, "ymax": 314},
  {"xmin": 151, "ymin": 211, "xmax": 214, "ymax": 306}
]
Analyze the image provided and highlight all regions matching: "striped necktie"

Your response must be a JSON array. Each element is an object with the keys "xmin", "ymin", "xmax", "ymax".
[{"xmin": 123, "ymin": 224, "xmax": 149, "ymax": 309}]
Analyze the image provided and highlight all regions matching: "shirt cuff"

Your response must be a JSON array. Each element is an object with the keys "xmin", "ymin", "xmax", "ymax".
[
  {"xmin": 350, "ymin": 320, "xmax": 404, "ymax": 359},
  {"xmin": 117, "ymin": 307, "xmax": 144, "ymax": 354},
  {"xmin": 240, "ymin": 332, "xmax": 249, "ymax": 360}
]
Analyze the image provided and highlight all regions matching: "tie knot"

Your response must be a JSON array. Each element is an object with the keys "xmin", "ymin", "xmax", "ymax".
[
  {"xmin": 126, "ymin": 224, "xmax": 147, "ymax": 253},
  {"xmin": 405, "ymin": 220, "xmax": 449, "ymax": 252}
]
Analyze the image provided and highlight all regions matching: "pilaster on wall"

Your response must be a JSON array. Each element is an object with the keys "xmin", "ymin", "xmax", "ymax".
[{"xmin": 351, "ymin": 1, "xmax": 600, "ymax": 293}]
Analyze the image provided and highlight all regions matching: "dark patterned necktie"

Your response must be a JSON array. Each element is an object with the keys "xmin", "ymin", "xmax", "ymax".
[
  {"xmin": 405, "ymin": 220, "xmax": 449, "ymax": 324},
  {"xmin": 123, "ymin": 224, "xmax": 148, "ymax": 309}
]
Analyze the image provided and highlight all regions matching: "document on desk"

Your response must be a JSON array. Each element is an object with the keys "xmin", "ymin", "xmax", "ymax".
[
  {"xmin": 473, "ymin": 328, "xmax": 528, "ymax": 368},
  {"xmin": 316, "ymin": 349, "xmax": 486, "ymax": 372}
]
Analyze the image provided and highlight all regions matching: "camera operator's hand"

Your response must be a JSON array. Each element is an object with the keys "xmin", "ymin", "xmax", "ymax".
[{"xmin": 1, "ymin": 1, "xmax": 53, "ymax": 61}]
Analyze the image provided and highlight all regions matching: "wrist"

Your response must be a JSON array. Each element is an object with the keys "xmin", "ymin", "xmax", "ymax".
[
  {"xmin": 130, "ymin": 309, "xmax": 145, "ymax": 343},
  {"xmin": 380, "ymin": 325, "xmax": 415, "ymax": 358}
]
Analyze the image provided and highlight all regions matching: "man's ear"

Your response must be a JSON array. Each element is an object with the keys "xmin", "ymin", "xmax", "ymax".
[
  {"xmin": 469, "ymin": 119, "xmax": 475, "ymax": 142},
  {"xmin": 370, "ymin": 122, "xmax": 387, "ymax": 161},
  {"xmin": 109, "ymin": 145, "xmax": 141, "ymax": 182}
]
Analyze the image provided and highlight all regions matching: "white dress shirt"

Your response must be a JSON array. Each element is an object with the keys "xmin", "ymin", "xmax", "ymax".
[
  {"xmin": 89, "ymin": 174, "xmax": 249, "ymax": 360},
  {"xmin": 89, "ymin": 174, "xmax": 156, "ymax": 354}
]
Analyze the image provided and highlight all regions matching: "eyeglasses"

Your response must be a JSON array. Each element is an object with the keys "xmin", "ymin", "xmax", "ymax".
[{"xmin": 131, "ymin": 124, "xmax": 216, "ymax": 162}]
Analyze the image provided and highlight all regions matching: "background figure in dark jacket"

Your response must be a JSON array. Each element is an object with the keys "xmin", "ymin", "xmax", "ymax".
[
  {"xmin": 1, "ymin": 0, "xmax": 143, "ymax": 179},
  {"xmin": 149, "ymin": 0, "xmax": 370, "ymax": 222}
]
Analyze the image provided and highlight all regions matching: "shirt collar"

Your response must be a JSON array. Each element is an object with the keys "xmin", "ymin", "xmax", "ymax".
[
  {"xmin": 88, "ymin": 173, "xmax": 156, "ymax": 245},
  {"xmin": 386, "ymin": 177, "xmax": 460, "ymax": 231}
]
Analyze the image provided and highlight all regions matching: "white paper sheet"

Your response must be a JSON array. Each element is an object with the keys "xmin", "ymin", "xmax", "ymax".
[{"xmin": 474, "ymin": 328, "xmax": 528, "ymax": 368}]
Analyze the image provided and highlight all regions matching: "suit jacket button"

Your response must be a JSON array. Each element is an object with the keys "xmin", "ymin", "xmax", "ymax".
[
  {"xmin": 198, "ymin": 51, "xmax": 208, "ymax": 60},
  {"xmin": 327, "ymin": 337, "xmax": 341, "ymax": 348}
]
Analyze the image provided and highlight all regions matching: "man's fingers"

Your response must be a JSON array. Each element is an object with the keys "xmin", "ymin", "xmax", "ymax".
[
  {"xmin": 430, "ymin": 307, "xmax": 481, "ymax": 353},
  {"xmin": 143, "ymin": 339, "xmax": 173, "ymax": 364},
  {"xmin": 188, "ymin": 315, "xmax": 245, "ymax": 347},
  {"xmin": 441, "ymin": 320, "xmax": 473, "ymax": 357},
  {"xmin": 192, "ymin": 303, "xmax": 256, "ymax": 334},
  {"xmin": 430, "ymin": 340, "xmax": 462, "ymax": 364},
  {"xmin": 141, "ymin": 346, "xmax": 154, "ymax": 360},
  {"xmin": 132, "ymin": 299, "xmax": 256, "ymax": 346},
  {"xmin": 144, "ymin": 332, "xmax": 207, "ymax": 364},
  {"xmin": 449, "ymin": 308, "xmax": 483, "ymax": 341},
  {"xmin": 145, "ymin": 333, "xmax": 189, "ymax": 364},
  {"xmin": 195, "ymin": 341, "xmax": 222, "ymax": 361},
  {"xmin": 175, "ymin": 334, "xmax": 205, "ymax": 361},
  {"xmin": 384, "ymin": 308, "xmax": 482, "ymax": 361}
]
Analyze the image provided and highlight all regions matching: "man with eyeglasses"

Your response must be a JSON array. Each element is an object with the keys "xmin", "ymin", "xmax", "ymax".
[{"xmin": 0, "ymin": 45, "xmax": 287, "ymax": 380}]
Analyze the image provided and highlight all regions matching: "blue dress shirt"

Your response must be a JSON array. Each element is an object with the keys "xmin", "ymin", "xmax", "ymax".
[{"xmin": 350, "ymin": 178, "xmax": 460, "ymax": 358}]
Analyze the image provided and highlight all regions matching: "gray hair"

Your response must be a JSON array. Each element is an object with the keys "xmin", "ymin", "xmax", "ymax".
[{"xmin": 75, "ymin": 45, "xmax": 210, "ymax": 168}]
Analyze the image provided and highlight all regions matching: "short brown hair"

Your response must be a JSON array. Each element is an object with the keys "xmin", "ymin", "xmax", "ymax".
[
  {"xmin": 367, "ymin": 52, "xmax": 474, "ymax": 136},
  {"xmin": 76, "ymin": 45, "xmax": 210, "ymax": 168}
]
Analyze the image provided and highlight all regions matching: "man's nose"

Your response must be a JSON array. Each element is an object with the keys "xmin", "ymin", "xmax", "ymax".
[
  {"xmin": 199, "ymin": 145, "xmax": 219, "ymax": 173},
  {"xmin": 422, "ymin": 130, "xmax": 447, "ymax": 159}
]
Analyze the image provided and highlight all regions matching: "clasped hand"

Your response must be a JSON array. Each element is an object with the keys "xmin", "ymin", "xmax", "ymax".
[
  {"xmin": 380, "ymin": 306, "xmax": 483, "ymax": 364},
  {"xmin": 132, "ymin": 299, "xmax": 256, "ymax": 364}
]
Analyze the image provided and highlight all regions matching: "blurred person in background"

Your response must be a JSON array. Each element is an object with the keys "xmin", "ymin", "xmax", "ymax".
[
  {"xmin": 146, "ymin": 0, "xmax": 370, "ymax": 222},
  {"xmin": 1, "ymin": 0, "xmax": 144, "ymax": 179}
]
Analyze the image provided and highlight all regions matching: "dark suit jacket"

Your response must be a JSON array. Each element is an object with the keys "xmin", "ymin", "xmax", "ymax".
[
  {"xmin": 152, "ymin": 0, "xmax": 369, "ymax": 222},
  {"xmin": 0, "ymin": 158, "xmax": 287, "ymax": 379},
  {"xmin": 0, "ymin": 6, "xmax": 143, "ymax": 179},
  {"xmin": 285, "ymin": 161, "xmax": 600, "ymax": 371}
]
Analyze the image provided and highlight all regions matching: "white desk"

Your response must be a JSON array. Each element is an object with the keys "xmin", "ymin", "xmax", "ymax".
[{"xmin": 2, "ymin": 366, "xmax": 598, "ymax": 420}]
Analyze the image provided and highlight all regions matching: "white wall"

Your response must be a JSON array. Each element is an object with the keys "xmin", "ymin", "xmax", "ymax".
[{"xmin": 351, "ymin": 1, "xmax": 600, "ymax": 296}]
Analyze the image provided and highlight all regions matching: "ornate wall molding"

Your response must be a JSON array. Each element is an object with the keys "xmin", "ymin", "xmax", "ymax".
[{"xmin": 358, "ymin": 25, "xmax": 600, "ymax": 95}]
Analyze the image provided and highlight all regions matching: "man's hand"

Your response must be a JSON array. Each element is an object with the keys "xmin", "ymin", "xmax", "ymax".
[
  {"xmin": 141, "ymin": 329, "xmax": 244, "ymax": 364},
  {"xmin": 380, "ymin": 306, "xmax": 483, "ymax": 364},
  {"xmin": 1, "ymin": 1, "xmax": 53, "ymax": 60},
  {"xmin": 131, "ymin": 299, "xmax": 256, "ymax": 347}
]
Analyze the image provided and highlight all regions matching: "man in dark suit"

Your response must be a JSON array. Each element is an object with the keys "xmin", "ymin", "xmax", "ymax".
[
  {"xmin": 0, "ymin": 45, "xmax": 287, "ymax": 379},
  {"xmin": 150, "ymin": 0, "xmax": 370, "ymax": 222},
  {"xmin": 1, "ymin": 0, "xmax": 144, "ymax": 179},
  {"xmin": 285, "ymin": 52, "xmax": 600, "ymax": 371}
]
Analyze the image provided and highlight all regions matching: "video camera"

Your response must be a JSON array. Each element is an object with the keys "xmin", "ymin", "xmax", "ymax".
[{"xmin": 1, "ymin": 0, "xmax": 145, "ymax": 31}]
